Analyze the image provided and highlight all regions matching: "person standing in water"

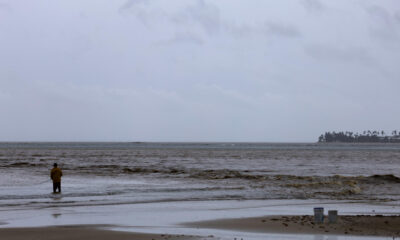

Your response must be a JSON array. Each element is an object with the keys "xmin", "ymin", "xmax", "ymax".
[{"xmin": 50, "ymin": 163, "xmax": 63, "ymax": 193}]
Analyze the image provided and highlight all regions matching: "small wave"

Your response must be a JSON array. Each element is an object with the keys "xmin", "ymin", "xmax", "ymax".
[
  {"xmin": 189, "ymin": 169, "xmax": 266, "ymax": 180},
  {"xmin": 369, "ymin": 174, "xmax": 400, "ymax": 183},
  {"xmin": 132, "ymin": 186, "xmax": 245, "ymax": 193},
  {"xmin": 274, "ymin": 174, "xmax": 400, "ymax": 184},
  {"xmin": 122, "ymin": 167, "xmax": 186, "ymax": 174},
  {"xmin": 0, "ymin": 190, "xmax": 126, "ymax": 201},
  {"xmin": 121, "ymin": 167, "xmax": 268, "ymax": 180},
  {"xmin": 120, "ymin": 167, "xmax": 267, "ymax": 180},
  {"xmin": 0, "ymin": 186, "xmax": 245, "ymax": 202},
  {"xmin": 61, "ymin": 165, "xmax": 400, "ymax": 186},
  {"xmin": 3, "ymin": 162, "xmax": 45, "ymax": 167},
  {"xmin": 275, "ymin": 174, "xmax": 400, "ymax": 199}
]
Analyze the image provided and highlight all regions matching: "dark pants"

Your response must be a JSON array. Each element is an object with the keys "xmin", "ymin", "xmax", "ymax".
[{"xmin": 53, "ymin": 182, "xmax": 61, "ymax": 193}]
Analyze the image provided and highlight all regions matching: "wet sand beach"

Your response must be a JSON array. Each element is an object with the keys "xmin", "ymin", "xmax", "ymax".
[
  {"xmin": 186, "ymin": 215, "xmax": 400, "ymax": 237},
  {"xmin": 0, "ymin": 225, "xmax": 203, "ymax": 240},
  {"xmin": 2, "ymin": 214, "xmax": 400, "ymax": 240}
]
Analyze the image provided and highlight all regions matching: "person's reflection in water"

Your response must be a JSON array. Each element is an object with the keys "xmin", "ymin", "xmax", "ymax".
[
  {"xmin": 52, "ymin": 213, "xmax": 62, "ymax": 219},
  {"xmin": 314, "ymin": 235, "xmax": 338, "ymax": 240}
]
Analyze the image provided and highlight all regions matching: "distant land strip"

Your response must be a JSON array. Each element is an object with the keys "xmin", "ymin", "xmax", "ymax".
[{"xmin": 318, "ymin": 130, "xmax": 400, "ymax": 143}]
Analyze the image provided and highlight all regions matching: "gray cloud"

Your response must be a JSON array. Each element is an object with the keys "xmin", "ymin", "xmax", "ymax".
[
  {"xmin": 119, "ymin": 0, "xmax": 298, "ymax": 41},
  {"xmin": 118, "ymin": 0, "xmax": 165, "ymax": 27},
  {"xmin": 120, "ymin": 0, "xmax": 222, "ymax": 38},
  {"xmin": 396, "ymin": 11, "xmax": 400, "ymax": 23},
  {"xmin": 0, "ymin": 2, "xmax": 11, "ymax": 12},
  {"xmin": 366, "ymin": 5, "xmax": 392, "ymax": 25},
  {"xmin": 265, "ymin": 22, "xmax": 301, "ymax": 38},
  {"xmin": 1, "ymin": 0, "xmax": 399, "ymax": 141},
  {"xmin": 305, "ymin": 44, "xmax": 375, "ymax": 66},
  {"xmin": 223, "ymin": 23, "xmax": 256, "ymax": 38},
  {"xmin": 164, "ymin": 32, "xmax": 204, "ymax": 45},
  {"xmin": 171, "ymin": 2, "xmax": 258, "ymax": 40},
  {"xmin": 300, "ymin": 0, "xmax": 324, "ymax": 12},
  {"xmin": 119, "ymin": 0, "xmax": 149, "ymax": 12},
  {"xmin": 184, "ymin": 0, "xmax": 220, "ymax": 35},
  {"xmin": 366, "ymin": 5, "xmax": 399, "ymax": 42}
]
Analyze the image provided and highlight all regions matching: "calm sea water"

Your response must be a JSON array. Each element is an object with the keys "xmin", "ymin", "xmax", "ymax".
[{"xmin": 0, "ymin": 142, "xmax": 399, "ymax": 211}]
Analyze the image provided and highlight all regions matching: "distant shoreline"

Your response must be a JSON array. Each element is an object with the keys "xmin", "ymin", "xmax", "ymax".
[{"xmin": 318, "ymin": 131, "xmax": 400, "ymax": 143}]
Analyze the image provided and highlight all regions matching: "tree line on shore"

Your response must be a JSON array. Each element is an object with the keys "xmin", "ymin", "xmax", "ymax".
[{"xmin": 318, "ymin": 130, "xmax": 400, "ymax": 143}]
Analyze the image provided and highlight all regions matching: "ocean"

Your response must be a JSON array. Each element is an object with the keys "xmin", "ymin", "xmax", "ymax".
[{"xmin": 1, "ymin": 142, "xmax": 399, "ymax": 212}]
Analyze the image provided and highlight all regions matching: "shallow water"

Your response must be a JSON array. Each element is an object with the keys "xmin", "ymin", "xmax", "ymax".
[
  {"xmin": 1, "ymin": 199, "xmax": 398, "ymax": 239},
  {"xmin": 0, "ymin": 142, "xmax": 399, "ymax": 210}
]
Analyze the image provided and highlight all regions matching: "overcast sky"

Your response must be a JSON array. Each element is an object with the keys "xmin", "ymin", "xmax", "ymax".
[{"xmin": 0, "ymin": 0, "xmax": 399, "ymax": 142}]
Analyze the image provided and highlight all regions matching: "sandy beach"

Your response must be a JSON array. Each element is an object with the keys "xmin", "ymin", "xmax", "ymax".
[
  {"xmin": 2, "ymin": 214, "xmax": 400, "ymax": 240},
  {"xmin": 0, "ymin": 225, "xmax": 202, "ymax": 240},
  {"xmin": 1, "ymin": 198, "xmax": 400, "ymax": 240},
  {"xmin": 186, "ymin": 215, "xmax": 400, "ymax": 237}
]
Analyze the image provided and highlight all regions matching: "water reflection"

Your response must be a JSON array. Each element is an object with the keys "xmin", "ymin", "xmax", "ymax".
[
  {"xmin": 50, "ymin": 193, "xmax": 63, "ymax": 201},
  {"xmin": 52, "ymin": 213, "xmax": 61, "ymax": 219},
  {"xmin": 314, "ymin": 235, "xmax": 337, "ymax": 240}
]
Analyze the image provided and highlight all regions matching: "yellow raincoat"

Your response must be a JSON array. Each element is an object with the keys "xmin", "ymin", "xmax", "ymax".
[{"xmin": 50, "ymin": 167, "xmax": 63, "ymax": 183}]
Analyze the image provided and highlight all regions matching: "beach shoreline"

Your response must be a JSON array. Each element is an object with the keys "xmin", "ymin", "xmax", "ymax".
[
  {"xmin": 2, "ymin": 214, "xmax": 400, "ymax": 240},
  {"xmin": 1, "ymin": 199, "xmax": 400, "ymax": 239},
  {"xmin": 0, "ymin": 225, "xmax": 204, "ymax": 240},
  {"xmin": 184, "ymin": 214, "xmax": 400, "ymax": 237}
]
